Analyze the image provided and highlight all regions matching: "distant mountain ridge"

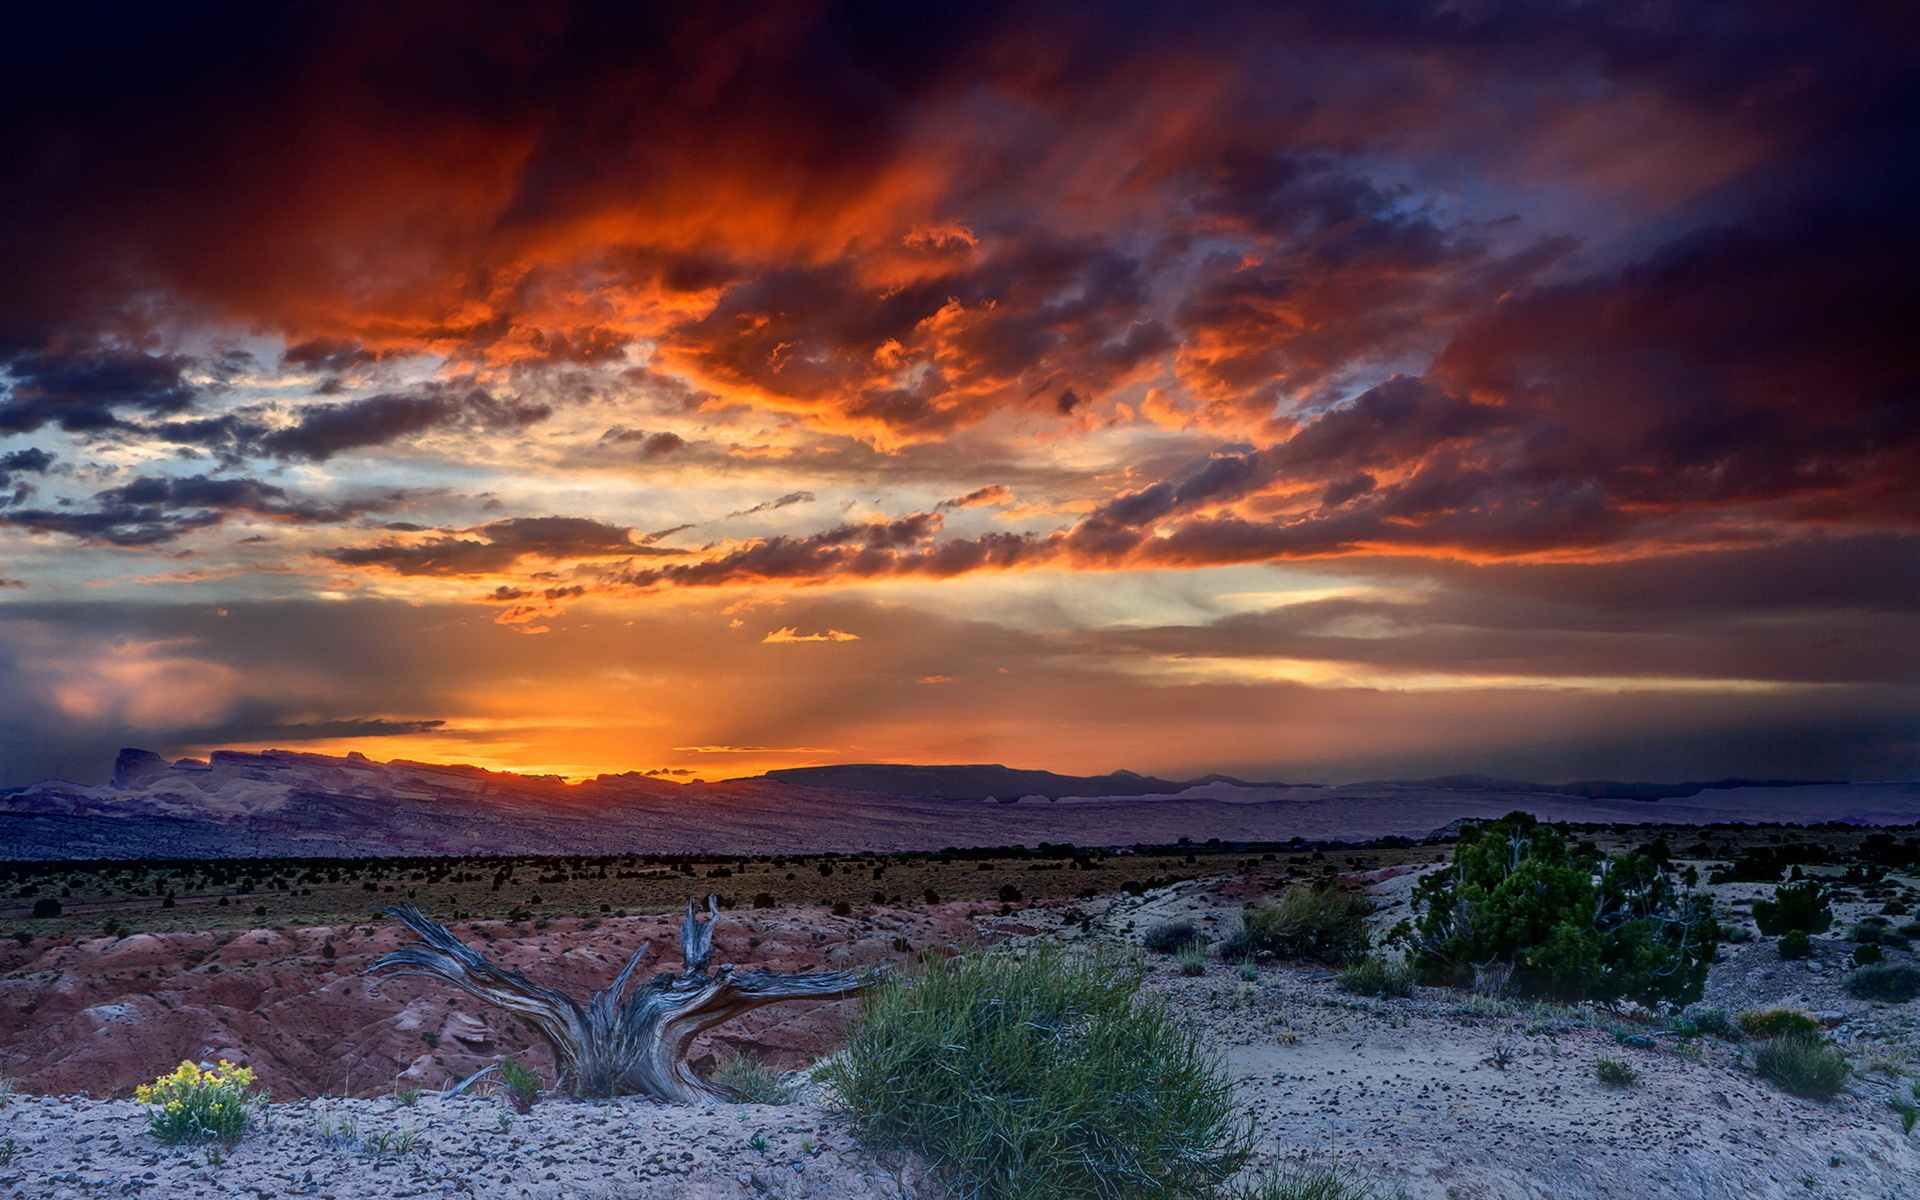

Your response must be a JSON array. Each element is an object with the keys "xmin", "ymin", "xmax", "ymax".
[
  {"xmin": 0, "ymin": 748, "xmax": 1908, "ymax": 860},
  {"xmin": 748, "ymin": 763, "xmax": 1288, "ymax": 802},
  {"xmin": 1404, "ymin": 774, "xmax": 1848, "ymax": 801}
]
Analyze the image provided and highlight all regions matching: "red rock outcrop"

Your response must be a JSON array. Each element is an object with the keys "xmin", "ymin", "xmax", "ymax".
[{"xmin": 0, "ymin": 903, "xmax": 990, "ymax": 1099}]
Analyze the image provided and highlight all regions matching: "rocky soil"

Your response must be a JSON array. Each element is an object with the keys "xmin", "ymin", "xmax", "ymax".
[{"xmin": 7, "ymin": 870, "xmax": 1920, "ymax": 1198}]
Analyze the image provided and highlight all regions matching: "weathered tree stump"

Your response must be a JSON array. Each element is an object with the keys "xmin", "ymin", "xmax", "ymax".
[{"xmin": 364, "ymin": 896, "xmax": 866, "ymax": 1102}]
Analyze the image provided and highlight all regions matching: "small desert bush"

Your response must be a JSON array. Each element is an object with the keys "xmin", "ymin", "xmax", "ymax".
[
  {"xmin": 1753, "ymin": 1038, "xmax": 1851, "ymax": 1100},
  {"xmin": 1843, "ymin": 962, "xmax": 1920, "ymax": 1003},
  {"xmin": 1853, "ymin": 943, "xmax": 1885, "ymax": 967},
  {"xmin": 1593, "ymin": 1056, "xmax": 1639, "ymax": 1087},
  {"xmin": 1143, "ymin": 920, "xmax": 1206, "ymax": 954},
  {"xmin": 1777, "ymin": 928, "xmax": 1811, "ymax": 959},
  {"xmin": 135, "ymin": 1060, "xmax": 265, "ymax": 1145},
  {"xmin": 1336, "ymin": 957, "xmax": 1416, "ymax": 998},
  {"xmin": 1220, "ymin": 884, "xmax": 1372, "ymax": 966},
  {"xmin": 713, "ymin": 1051, "xmax": 796, "ymax": 1104},
  {"xmin": 1232, "ymin": 1162, "xmax": 1378, "ymax": 1200},
  {"xmin": 824, "ymin": 946, "xmax": 1250, "ymax": 1200},
  {"xmin": 1735, "ymin": 1008, "xmax": 1823, "ymax": 1042}
]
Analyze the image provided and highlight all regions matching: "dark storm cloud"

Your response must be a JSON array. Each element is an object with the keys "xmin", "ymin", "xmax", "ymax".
[
  {"xmin": 3, "ymin": 0, "xmax": 1903, "ymax": 443},
  {"xmin": 0, "ymin": 343, "xmax": 199, "ymax": 434},
  {"xmin": 151, "ymin": 384, "xmax": 553, "ymax": 463},
  {"xmin": 0, "ymin": 446, "xmax": 54, "ymax": 501},
  {"xmin": 1, "ymin": 474, "xmax": 402, "ymax": 547},
  {"xmin": 324, "ymin": 514, "xmax": 680, "ymax": 576}
]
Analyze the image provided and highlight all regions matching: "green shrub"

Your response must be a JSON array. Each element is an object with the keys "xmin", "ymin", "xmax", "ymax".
[
  {"xmin": 1847, "ymin": 921, "xmax": 1909, "ymax": 948},
  {"xmin": 1777, "ymin": 928, "xmax": 1811, "ymax": 959},
  {"xmin": 1753, "ymin": 882, "xmax": 1832, "ymax": 936},
  {"xmin": 713, "ymin": 1051, "xmax": 796, "ymax": 1104},
  {"xmin": 1853, "ymin": 943, "xmax": 1884, "ymax": 967},
  {"xmin": 1232, "ymin": 1162, "xmax": 1378, "ymax": 1200},
  {"xmin": 1753, "ymin": 1037, "xmax": 1850, "ymax": 1100},
  {"xmin": 1842, "ymin": 962, "xmax": 1920, "ymax": 1003},
  {"xmin": 1143, "ymin": 921, "xmax": 1206, "ymax": 954},
  {"xmin": 824, "ymin": 946, "xmax": 1250, "ymax": 1200},
  {"xmin": 135, "ymin": 1060, "xmax": 265, "ymax": 1145},
  {"xmin": 1336, "ymin": 958, "xmax": 1416, "ymax": 998},
  {"xmin": 1219, "ymin": 884, "xmax": 1372, "ymax": 966},
  {"xmin": 1735, "ymin": 1008, "xmax": 1823, "ymax": 1042},
  {"xmin": 1406, "ymin": 812, "xmax": 1719, "ymax": 1007},
  {"xmin": 1593, "ymin": 1056, "xmax": 1638, "ymax": 1087}
]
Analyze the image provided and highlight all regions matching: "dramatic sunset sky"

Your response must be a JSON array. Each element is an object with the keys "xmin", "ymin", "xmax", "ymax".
[{"xmin": 0, "ymin": 2, "xmax": 1914, "ymax": 788}]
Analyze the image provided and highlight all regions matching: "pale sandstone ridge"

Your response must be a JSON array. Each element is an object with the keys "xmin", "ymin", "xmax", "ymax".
[{"xmin": 7, "ymin": 748, "xmax": 1920, "ymax": 860}]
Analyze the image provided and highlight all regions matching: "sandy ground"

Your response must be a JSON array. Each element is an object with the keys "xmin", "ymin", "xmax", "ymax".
[{"xmin": 0, "ymin": 1093, "xmax": 935, "ymax": 1200}]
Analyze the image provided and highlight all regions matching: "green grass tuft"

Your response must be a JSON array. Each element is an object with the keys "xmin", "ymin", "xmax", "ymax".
[
  {"xmin": 824, "ymin": 946, "xmax": 1251, "ymax": 1200},
  {"xmin": 713, "ymin": 1051, "xmax": 796, "ymax": 1104},
  {"xmin": 1232, "ymin": 1162, "xmax": 1378, "ymax": 1200},
  {"xmin": 1177, "ymin": 942, "xmax": 1208, "ymax": 976},
  {"xmin": 1336, "ymin": 957, "xmax": 1416, "ymax": 998},
  {"xmin": 498, "ymin": 1059, "xmax": 541, "ymax": 1114},
  {"xmin": 1593, "ymin": 1056, "xmax": 1639, "ymax": 1087},
  {"xmin": 1752, "ymin": 1037, "xmax": 1851, "ymax": 1100}
]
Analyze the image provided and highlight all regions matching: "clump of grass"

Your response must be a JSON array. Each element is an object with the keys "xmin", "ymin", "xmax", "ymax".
[
  {"xmin": 315, "ymin": 1115, "xmax": 358, "ymax": 1149},
  {"xmin": 1232, "ymin": 1162, "xmax": 1378, "ymax": 1200},
  {"xmin": 361, "ymin": 1128, "xmax": 423, "ymax": 1157},
  {"xmin": 1671, "ymin": 1007, "xmax": 1736, "ymax": 1040},
  {"xmin": 1220, "ymin": 884, "xmax": 1372, "ymax": 966},
  {"xmin": 1752, "ymin": 1038, "xmax": 1851, "ymax": 1100},
  {"xmin": 1143, "ymin": 921, "xmax": 1207, "ymax": 955},
  {"xmin": 1336, "ymin": 957, "xmax": 1416, "ymax": 998},
  {"xmin": 1843, "ymin": 962, "xmax": 1920, "ymax": 1003},
  {"xmin": 498, "ymin": 1059, "xmax": 541, "ymax": 1114},
  {"xmin": 1735, "ymin": 1008, "xmax": 1823, "ymax": 1041},
  {"xmin": 713, "ymin": 1051, "xmax": 796, "ymax": 1104},
  {"xmin": 1177, "ymin": 942, "xmax": 1209, "ymax": 976},
  {"xmin": 394, "ymin": 1088, "xmax": 422, "ymax": 1107},
  {"xmin": 1593, "ymin": 1056, "xmax": 1639, "ymax": 1087},
  {"xmin": 135, "ymin": 1060, "xmax": 265, "ymax": 1145},
  {"xmin": 823, "ymin": 945, "xmax": 1251, "ymax": 1200}
]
